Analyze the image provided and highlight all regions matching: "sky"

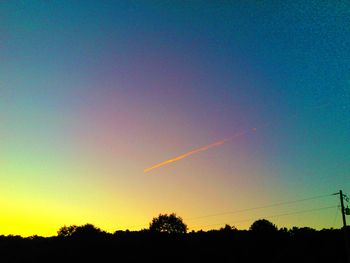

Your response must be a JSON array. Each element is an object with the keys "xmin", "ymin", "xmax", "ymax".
[{"xmin": 1, "ymin": 1, "xmax": 349, "ymax": 236}]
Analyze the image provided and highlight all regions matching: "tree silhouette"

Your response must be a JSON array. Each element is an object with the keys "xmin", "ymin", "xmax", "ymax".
[
  {"xmin": 149, "ymin": 213, "xmax": 187, "ymax": 234},
  {"xmin": 0, "ymin": 221, "xmax": 347, "ymax": 262},
  {"xmin": 249, "ymin": 219, "xmax": 278, "ymax": 233},
  {"xmin": 57, "ymin": 225, "xmax": 78, "ymax": 237},
  {"xmin": 57, "ymin": 224, "xmax": 105, "ymax": 238},
  {"xmin": 220, "ymin": 224, "xmax": 237, "ymax": 232}
]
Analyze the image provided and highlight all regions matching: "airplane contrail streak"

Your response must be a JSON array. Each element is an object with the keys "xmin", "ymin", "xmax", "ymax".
[{"xmin": 144, "ymin": 129, "xmax": 255, "ymax": 173}]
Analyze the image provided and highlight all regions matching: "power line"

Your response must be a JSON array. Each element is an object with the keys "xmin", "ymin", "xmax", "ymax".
[
  {"xmin": 190, "ymin": 205, "xmax": 338, "ymax": 229},
  {"xmin": 125, "ymin": 193, "xmax": 334, "ymax": 230},
  {"xmin": 332, "ymin": 205, "xmax": 340, "ymax": 228},
  {"xmin": 186, "ymin": 193, "xmax": 333, "ymax": 221}
]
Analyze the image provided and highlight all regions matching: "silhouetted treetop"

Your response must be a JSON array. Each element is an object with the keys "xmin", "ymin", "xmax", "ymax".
[
  {"xmin": 57, "ymin": 225, "xmax": 78, "ymax": 237},
  {"xmin": 220, "ymin": 224, "xmax": 237, "ymax": 232},
  {"xmin": 149, "ymin": 213, "xmax": 187, "ymax": 234},
  {"xmin": 249, "ymin": 219, "xmax": 278, "ymax": 233},
  {"xmin": 58, "ymin": 224, "xmax": 105, "ymax": 238}
]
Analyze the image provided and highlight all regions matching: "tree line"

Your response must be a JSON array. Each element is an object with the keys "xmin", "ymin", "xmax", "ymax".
[{"xmin": 0, "ymin": 213, "xmax": 349, "ymax": 263}]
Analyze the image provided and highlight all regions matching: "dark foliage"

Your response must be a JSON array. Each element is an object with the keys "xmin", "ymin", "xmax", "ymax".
[
  {"xmin": 0, "ymin": 221, "xmax": 349, "ymax": 263},
  {"xmin": 57, "ymin": 224, "xmax": 106, "ymax": 238},
  {"xmin": 219, "ymin": 224, "xmax": 237, "ymax": 232},
  {"xmin": 249, "ymin": 219, "xmax": 278, "ymax": 233},
  {"xmin": 149, "ymin": 213, "xmax": 188, "ymax": 234}
]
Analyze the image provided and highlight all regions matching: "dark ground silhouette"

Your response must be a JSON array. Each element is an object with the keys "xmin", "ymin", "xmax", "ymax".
[{"xmin": 0, "ymin": 218, "xmax": 349, "ymax": 263}]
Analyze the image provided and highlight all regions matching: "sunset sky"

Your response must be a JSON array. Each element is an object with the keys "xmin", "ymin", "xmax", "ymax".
[{"xmin": 1, "ymin": 1, "xmax": 349, "ymax": 236}]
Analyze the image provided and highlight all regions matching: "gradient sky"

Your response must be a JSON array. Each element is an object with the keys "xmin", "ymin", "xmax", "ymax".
[{"xmin": 1, "ymin": 1, "xmax": 349, "ymax": 236}]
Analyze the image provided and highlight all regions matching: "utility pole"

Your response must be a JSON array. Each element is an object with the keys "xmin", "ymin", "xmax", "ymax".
[
  {"xmin": 340, "ymin": 190, "xmax": 347, "ymax": 228},
  {"xmin": 334, "ymin": 190, "xmax": 350, "ymax": 263},
  {"xmin": 333, "ymin": 190, "xmax": 348, "ymax": 228}
]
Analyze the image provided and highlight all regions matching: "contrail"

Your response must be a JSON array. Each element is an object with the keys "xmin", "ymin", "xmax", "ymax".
[{"xmin": 144, "ymin": 128, "xmax": 256, "ymax": 173}]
